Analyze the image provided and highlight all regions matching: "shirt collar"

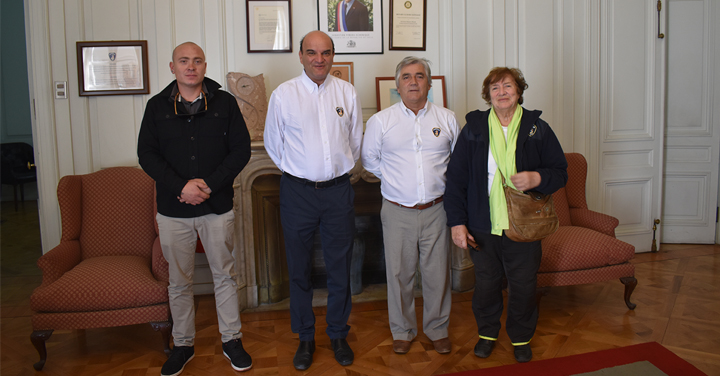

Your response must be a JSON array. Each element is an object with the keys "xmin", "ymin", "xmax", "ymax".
[
  {"xmin": 399, "ymin": 99, "xmax": 430, "ymax": 117},
  {"xmin": 178, "ymin": 92, "xmax": 203, "ymax": 103},
  {"xmin": 345, "ymin": 0, "xmax": 355, "ymax": 9},
  {"xmin": 169, "ymin": 81, "xmax": 208, "ymax": 101},
  {"xmin": 300, "ymin": 70, "xmax": 328, "ymax": 93}
]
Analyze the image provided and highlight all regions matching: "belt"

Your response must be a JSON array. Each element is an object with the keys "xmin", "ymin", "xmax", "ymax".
[
  {"xmin": 387, "ymin": 196, "xmax": 444, "ymax": 210},
  {"xmin": 283, "ymin": 172, "xmax": 350, "ymax": 189}
]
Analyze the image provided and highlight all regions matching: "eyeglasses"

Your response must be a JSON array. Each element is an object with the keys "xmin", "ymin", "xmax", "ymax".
[{"xmin": 174, "ymin": 92, "xmax": 207, "ymax": 115}]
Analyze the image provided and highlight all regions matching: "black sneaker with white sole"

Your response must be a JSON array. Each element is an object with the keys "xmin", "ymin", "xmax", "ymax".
[
  {"xmin": 222, "ymin": 338, "xmax": 253, "ymax": 371},
  {"xmin": 161, "ymin": 345, "xmax": 194, "ymax": 376}
]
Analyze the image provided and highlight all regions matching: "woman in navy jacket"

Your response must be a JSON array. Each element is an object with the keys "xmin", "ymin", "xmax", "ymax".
[{"xmin": 444, "ymin": 67, "xmax": 567, "ymax": 363}]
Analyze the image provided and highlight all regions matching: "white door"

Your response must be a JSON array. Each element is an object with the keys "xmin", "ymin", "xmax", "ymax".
[
  {"xmin": 595, "ymin": 0, "xmax": 667, "ymax": 253},
  {"xmin": 661, "ymin": 0, "xmax": 719, "ymax": 243}
]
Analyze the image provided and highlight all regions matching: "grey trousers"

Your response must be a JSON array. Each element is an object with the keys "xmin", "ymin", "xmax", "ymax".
[
  {"xmin": 157, "ymin": 211, "xmax": 242, "ymax": 346},
  {"xmin": 380, "ymin": 199, "xmax": 452, "ymax": 341}
]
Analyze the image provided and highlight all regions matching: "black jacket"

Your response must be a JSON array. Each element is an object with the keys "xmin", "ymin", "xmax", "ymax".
[
  {"xmin": 138, "ymin": 78, "xmax": 251, "ymax": 218},
  {"xmin": 444, "ymin": 108, "xmax": 568, "ymax": 234}
]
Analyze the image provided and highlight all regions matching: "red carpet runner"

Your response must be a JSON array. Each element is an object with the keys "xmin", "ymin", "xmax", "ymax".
[{"xmin": 442, "ymin": 342, "xmax": 706, "ymax": 376}]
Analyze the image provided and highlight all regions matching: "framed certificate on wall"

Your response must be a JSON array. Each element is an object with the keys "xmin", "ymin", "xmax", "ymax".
[
  {"xmin": 246, "ymin": 0, "xmax": 293, "ymax": 53},
  {"xmin": 389, "ymin": 0, "xmax": 426, "ymax": 50},
  {"xmin": 76, "ymin": 40, "xmax": 149, "ymax": 96}
]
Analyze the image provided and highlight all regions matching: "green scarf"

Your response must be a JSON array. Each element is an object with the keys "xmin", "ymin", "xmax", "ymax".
[{"xmin": 488, "ymin": 105, "xmax": 522, "ymax": 236}]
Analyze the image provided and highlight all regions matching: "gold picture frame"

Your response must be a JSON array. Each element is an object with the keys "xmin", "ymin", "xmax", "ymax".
[{"xmin": 330, "ymin": 62, "xmax": 354, "ymax": 84}]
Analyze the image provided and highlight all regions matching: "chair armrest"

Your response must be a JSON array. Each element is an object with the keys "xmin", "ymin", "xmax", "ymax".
[
  {"xmin": 36, "ymin": 241, "xmax": 82, "ymax": 287},
  {"xmin": 152, "ymin": 236, "xmax": 169, "ymax": 283},
  {"xmin": 569, "ymin": 208, "xmax": 619, "ymax": 237}
]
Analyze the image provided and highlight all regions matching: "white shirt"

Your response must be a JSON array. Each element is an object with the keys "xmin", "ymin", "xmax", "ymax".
[
  {"xmin": 264, "ymin": 70, "xmax": 363, "ymax": 181},
  {"xmin": 362, "ymin": 100, "xmax": 459, "ymax": 206}
]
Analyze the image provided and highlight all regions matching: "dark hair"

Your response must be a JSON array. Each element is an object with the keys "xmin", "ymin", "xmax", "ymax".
[
  {"xmin": 481, "ymin": 67, "xmax": 528, "ymax": 105},
  {"xmin": 299, "ymin": 31, "xmax": 335, "ymax": 54}
]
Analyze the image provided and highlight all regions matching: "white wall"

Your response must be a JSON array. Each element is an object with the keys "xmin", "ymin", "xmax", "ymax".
[
  {"xmin": 25, "ymin": 0, "xmax": 459, "ymax": 251},
  {"xmin": 25, "ymin": 0, "xmax": 720, "ymax": 251}
]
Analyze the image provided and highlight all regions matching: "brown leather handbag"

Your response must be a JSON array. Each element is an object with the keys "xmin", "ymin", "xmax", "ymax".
[{"xmin": 500, "ymin": 171, "xmax": 559, "ymax": 242}]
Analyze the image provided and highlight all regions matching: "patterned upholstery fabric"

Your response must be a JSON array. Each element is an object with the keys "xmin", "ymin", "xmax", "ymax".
[
  {"xmin": 540, "ymin": 227, "xmax": 635, "ymax": 272},
  {"xmin": 31, "ymin": 255, "xmax": 168, "ymax": 312},
  {"xmin": 539, "ymin": 153, "xmax": 635, "ymax": 288},
  {"xmin": 537, "ymin": 263, "xmax": 635, "ymax": 288},
  {"xmin": 563, "ymin": 153, "xmax": 589, "ymax": 209},
  {"xmin": 57, "ymin": 176, "xmax": 83, "ymax": 241},
  {"xmin": 31, "ymin": 167, "xmax": 169, "ymax": 332},
  {"xmin": 552, "ymin": 186, "xmax": 572, "ymax": 226},
  {"xmin": 78, "ymin": 168, "xmax": 157, "ymax": 259}
]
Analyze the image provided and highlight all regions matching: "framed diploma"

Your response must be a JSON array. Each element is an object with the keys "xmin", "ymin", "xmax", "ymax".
[
  {"xmin": 318, "ymin": 0, "xmax": 383, "ymax": 54},
  {"xmin": 330, "ymin": 62, "xmax": 354, "ymax": 84},
  {"xmin": 246, "ymin": 0, "xmax": 293, "ymax": 53},
  {"xmin": 76, "ymin": 41, "xmax": 149, "ymax": 96},
  {"xmin": 389, "ymin": 0, "xmax": 426, "ymax": 50},
  {"xmin": 375, "ymin": 75, "xmax": 446, "ymax": 112}
]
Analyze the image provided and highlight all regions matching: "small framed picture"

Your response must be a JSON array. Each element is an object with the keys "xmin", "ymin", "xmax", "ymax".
[
  {"xmin": 375, "ymin": 75, "xmax": 446, "ymax": 112},
  {"xmin": 317, "ymin": 0, "xmax": 383, "ymax": 54},
  {"xmin": 246, "ymin": 0, "xmax": 293, "ymax": 53},
  {"xmin": 389, "ymin": 0, "xmax": 426, "ymax": 50},
  {"xmin": 76, "ymin": 40, "xmax": 150, "ymax": 96},
  {"xmin": 330, "ymin": 62, "xmax": 354, "ymax": 84}
]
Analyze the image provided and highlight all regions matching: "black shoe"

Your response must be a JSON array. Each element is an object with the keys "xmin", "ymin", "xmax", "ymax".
[
  {"xmin": 331, "ymin": 338, "xmax": 354, "ymax": 366},
  {"xmin": 222, "ymin": 338, "xmax": 252, "ymax": 371},
  {"xmin": 293, "ymin": 340, "xmax": 315, "ymax": 370},
  {"xmin": 514, "ymin": 344, "xmax": 532, "ymax": 363},
  {"xmin": 161, "ymin": 346, "xmax": 195, "ymax": 376},
  {"xmin": 474, "ymin": 339, "xmax": 495, "ymax": 358}
]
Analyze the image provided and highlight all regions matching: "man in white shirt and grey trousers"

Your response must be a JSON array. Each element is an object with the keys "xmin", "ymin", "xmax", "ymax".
[
  {"xmin": 361, "ymin": 56, "xmax": 459, "ymax": 355},
  {"xmin": 264, "ymin": 30, "xmax": 363, "ymax": 371}
]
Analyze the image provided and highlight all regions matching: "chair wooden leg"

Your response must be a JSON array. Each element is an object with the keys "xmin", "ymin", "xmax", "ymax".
[
  {"xmin": 151, "ymin": 321, "xmax": 172, "ymax": 357},
  {"xmin": 31, "ymin": 330, "xmax": 53, "ymax": 370},
  {"xmin": 620, "ymin": 276, "xmax": 637, "ymax": 310},
  {"xmin": 13, "ymin": 185, "xmax": 18, "ymax": 211}
]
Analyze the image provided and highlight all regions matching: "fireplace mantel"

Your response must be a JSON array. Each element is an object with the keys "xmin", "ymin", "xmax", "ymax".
[{"xmin": 231, "ymin": 141, "xmax": 474, "ymax": 310}]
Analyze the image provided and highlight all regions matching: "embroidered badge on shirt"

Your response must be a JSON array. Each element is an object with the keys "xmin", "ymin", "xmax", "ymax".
[
  {"xmin": 336, "ymin": 107, "xmax": 344, "ymax": 117},
  {"xmin": 432, "ymin": 127, "xmax": 441, "ymax": 137},
  {"xmin": 528, "ymin": 124, "xmax": 537, "ymax": 137}
]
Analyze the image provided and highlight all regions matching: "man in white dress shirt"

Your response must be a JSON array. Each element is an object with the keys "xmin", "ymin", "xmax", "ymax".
[
  {"xmin": 361, "ymin": 56, "xmax": 459, "ymax": 355},
  {"xmin": 264, "ymin": 30, "xmax": 363, "ymax": 371}
]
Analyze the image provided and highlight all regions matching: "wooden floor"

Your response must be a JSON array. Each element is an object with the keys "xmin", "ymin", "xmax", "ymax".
[{"xmin": 2, "ymin": 200, "xmax": 719, "ymax": 375}]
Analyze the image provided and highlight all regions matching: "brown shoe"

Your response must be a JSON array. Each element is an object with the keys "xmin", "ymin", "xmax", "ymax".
[
  {"xmin": 432, "ymin": 338, "xmax": 452, "ymax": 354},
  {"xmin": 392, "ymin": 340, "xmax": 411, "ymax": 354}
]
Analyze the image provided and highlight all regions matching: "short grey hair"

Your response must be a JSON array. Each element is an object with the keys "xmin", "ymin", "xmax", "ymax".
[{"xmin": 394, "ymin": 56, "xmax": 432, "ymax": 87}]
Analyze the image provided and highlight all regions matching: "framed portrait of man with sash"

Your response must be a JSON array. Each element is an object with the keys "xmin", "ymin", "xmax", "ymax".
[{"xmin": 317, "ymin": 0, "xmax": 383, "ymax": 54}]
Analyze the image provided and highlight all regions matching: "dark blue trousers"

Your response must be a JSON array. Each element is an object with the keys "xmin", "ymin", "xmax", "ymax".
[
  {"xmin": 279, "ymin": 175, "xmax": 355, "ymax": 341},
  {"xmin": 468, "ymin": 231, "xmax": 542, "ymax": 344}
]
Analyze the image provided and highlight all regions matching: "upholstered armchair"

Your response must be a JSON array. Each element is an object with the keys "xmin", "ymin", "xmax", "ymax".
[
  {"xmin": 538, "ymin": 153, "xmax": 637, "ymax": 310},
  {"xmin": 29, "ymin": 167, "xmax": 171, "ymax": 370}
]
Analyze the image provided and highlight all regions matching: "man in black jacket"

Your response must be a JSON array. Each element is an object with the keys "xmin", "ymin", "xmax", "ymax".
[{"xmin": 138, "ymin": 42, "xmax": 252, "ymax": 376}]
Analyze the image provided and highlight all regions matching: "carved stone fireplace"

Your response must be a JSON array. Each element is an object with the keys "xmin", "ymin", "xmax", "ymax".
[{"xmin": 231, "ymin": 142, "xmax": 475, "ymax": 310}]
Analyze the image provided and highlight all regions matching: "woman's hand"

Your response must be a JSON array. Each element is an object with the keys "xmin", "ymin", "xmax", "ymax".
[
  {"xmin": 510, "ymin": 171, "xmax": 541, "ymax": 191},
  {"xmin": 451, "ymin": 225, "xmax": 477, "ymax": 250}
]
